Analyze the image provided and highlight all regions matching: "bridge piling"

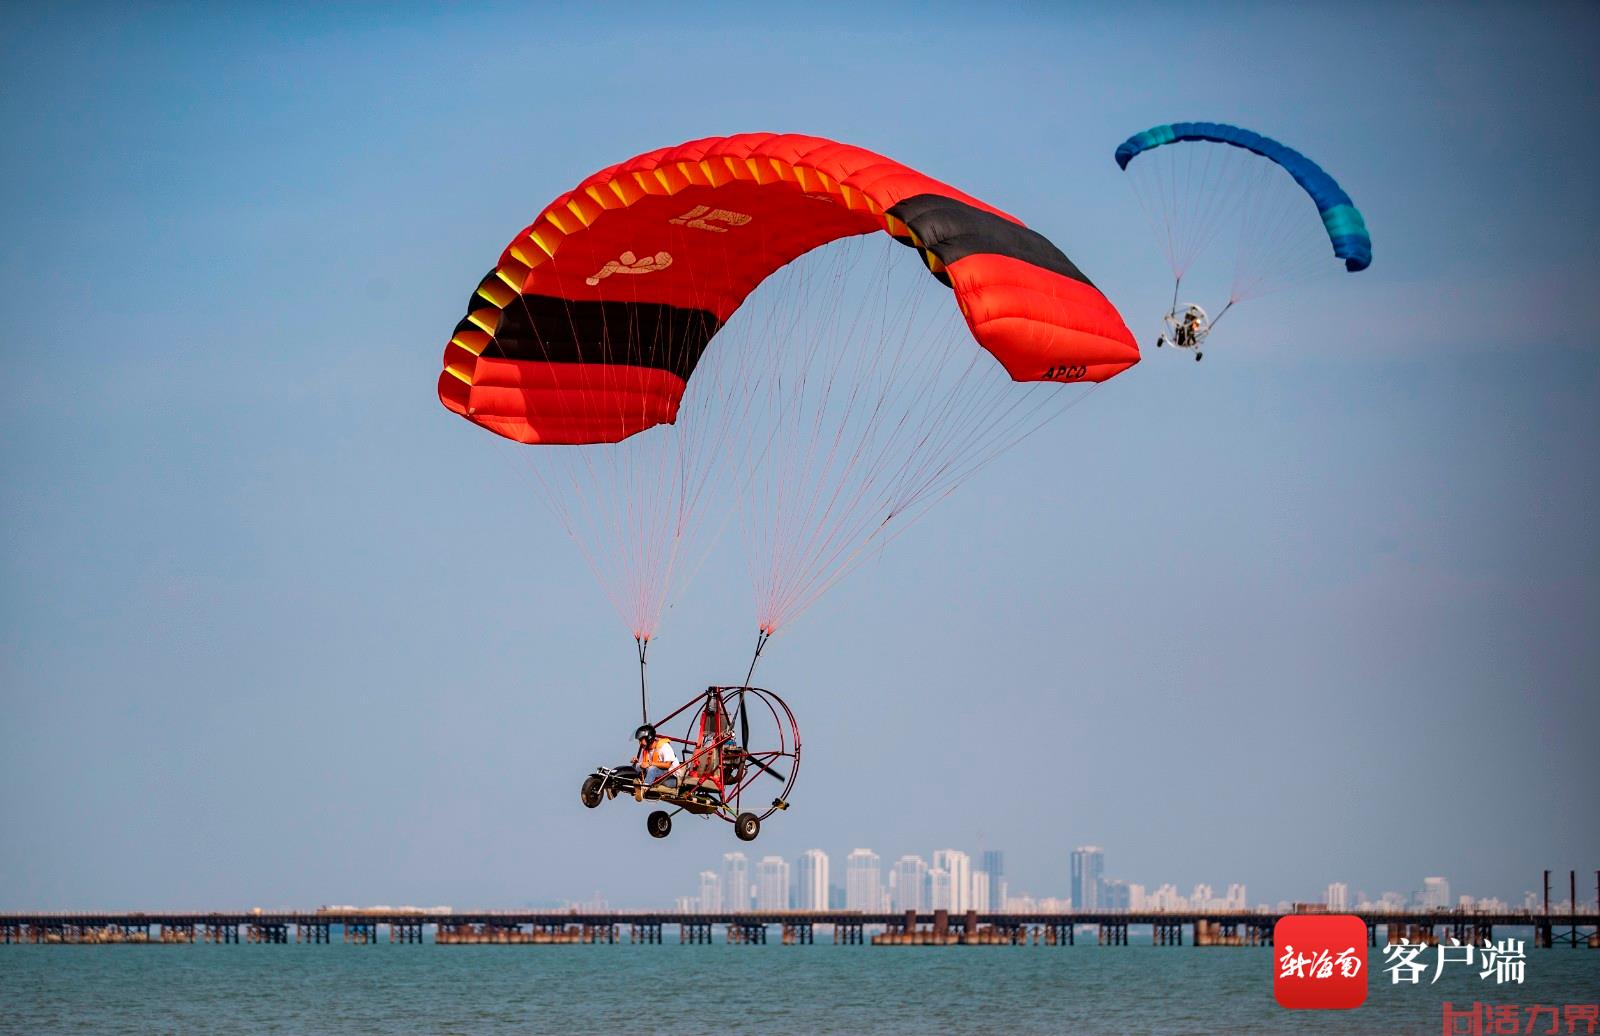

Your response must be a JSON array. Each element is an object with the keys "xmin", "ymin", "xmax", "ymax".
[
  {"xmin": 246, "ymin": 922, "xmax": 288, "ymax": 944},
  {"xmin": 204, "ymin": 923, "xmax": 238, "ymax": 944},
  {"xmin": 343, "ymin": 922, "xmax": 377, "ymax": 945},
  {"xmin": 781, "ymin": 922, "xmax": 812, "ymax": 944},
  {"xmin": 390, "ymin": 921, "xmax": 424, "ymax": 944}
]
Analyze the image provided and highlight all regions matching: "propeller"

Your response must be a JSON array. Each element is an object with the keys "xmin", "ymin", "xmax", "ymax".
[{"xmin": 743, "ymin": 752, "xmax": 786, "ymax": 783}]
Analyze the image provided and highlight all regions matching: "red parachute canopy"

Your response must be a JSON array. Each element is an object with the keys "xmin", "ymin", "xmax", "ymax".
[{"xmin": 439, "ymin": 133, "xmax": 1138, "ymax": 445}]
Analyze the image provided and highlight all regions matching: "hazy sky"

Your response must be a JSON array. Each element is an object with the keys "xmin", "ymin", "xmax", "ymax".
[{"xmin": 2, "ymin": 3, "xmax": 1596, "ymax": 912}]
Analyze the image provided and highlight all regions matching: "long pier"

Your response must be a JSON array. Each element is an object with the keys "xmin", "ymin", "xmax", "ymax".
[{"xmin": 2, "ymin": 909, "xmax": 1596, "ymax": 948}]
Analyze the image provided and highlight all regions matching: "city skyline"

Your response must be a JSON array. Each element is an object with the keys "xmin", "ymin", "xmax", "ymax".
[{"xmin": 662, "ymin": 844, "xmax": 1582, "ymax": 916}]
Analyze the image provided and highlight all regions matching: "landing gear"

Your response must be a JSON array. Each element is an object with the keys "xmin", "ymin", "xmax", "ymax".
[
  {"xmin": 734, "ymin": 812, "xmax": 761, "ymax": 842},
  {"xmin": 647, "ymin": 810, "xmax": 672, "ymax": 838},
  {"xmin": 580, "ymin": 775, "xmax": 604, "ymax": 809},
  {"xmin": 1195, "ymin": 351, "xmax": 1203, "ymax": 361}
]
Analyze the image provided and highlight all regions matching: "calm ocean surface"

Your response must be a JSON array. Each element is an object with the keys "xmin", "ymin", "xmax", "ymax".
[{"xmin": 2, "ymin": 938, "xmax": 1597, "ymax": 1035}]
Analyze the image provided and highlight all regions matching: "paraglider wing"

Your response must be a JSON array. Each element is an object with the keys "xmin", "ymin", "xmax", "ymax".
[
  {"xmin": 439, "ymin": 133, "xmax": 1139, "ymax": 446},
  {"xmin": 1115, "ymin": 122, "xmax": 1371, "ymax": 272}
]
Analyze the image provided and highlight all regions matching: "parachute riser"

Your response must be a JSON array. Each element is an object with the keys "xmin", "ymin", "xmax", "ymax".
[
  {"xmin": 742, "ymin": 629, "xmax": 771, "ymax": 689},
  {"xmin": 735, "ymin": 629, "xmax": 771, "ymax": 749},
  {"xmin": 636, "ymin": 636, "xmax": 650, "ymax": 726},
  {"xmin": 1209, "ymin": 299, "xmax": 1235, "ymax": 330}
]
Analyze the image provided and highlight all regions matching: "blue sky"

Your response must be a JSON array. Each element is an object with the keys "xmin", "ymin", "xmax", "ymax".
[{"xmin": 1, "ymin": 3, "xmax": 1596, "ymax": 910}]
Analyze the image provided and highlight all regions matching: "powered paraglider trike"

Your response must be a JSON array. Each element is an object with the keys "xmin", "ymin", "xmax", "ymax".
[
  {"xmin": 438, "ymin": 133, "xmax": 1141, "ymax": 839},
  {"xmin": 580, "ymin": 685, "xmax": 800, "ymax": 842}
]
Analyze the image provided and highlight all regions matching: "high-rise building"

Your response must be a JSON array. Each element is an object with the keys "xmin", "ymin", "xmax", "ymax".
[
  {"xmin": 1325, "ymin": 883, "xmax": 1349, "ymax": 912},
  {"xmin": 757, "ymin": 856, "xmax": 790, "ymax": 910},
  {"xmin": 1225, "ymin": 884, "xmax": 1247, "ymax": 910},
  {"xmin": 1102, "ymin": 878, "xmax": 1130, "ymax": 911},
  {"xmin": 970, "ymin": 870, "xmax": 990, "ymax": 915},
  {"xmin": 845, "ymin": 849, "xmax": 881, "ymax": 912},
  {"xmin": 796, "ymin": 850, "xmax": 829, "ymax": 911},
  {"xmin": 723, "ymin": 852, "xmax": 751, "ymax": 912},
  {"xmin": 1071, "ymin": 847, "xmax": 1104, "ymax": 911},
  {"xmin": 892, "ymin": 855, "xmax": 928, "ymax": 912},
  {"xmin": 1423, "ymin": 877, "xmax": 1450, "ymax": 910},
  {"xmin": 932, "ymin": 850, "xmax": 971, "ymax": 913},
  {"xmin": 698, "ymin": 870, "xmax": 722, "ymax": 913},
  {"xmin": 1148, "ymin": 883, "xmax": 1182, "ymax": 911},
  {"xmin": 929, "ymin": 867, "xmax": 952, "ymax": 910},
  {"xmin": 979, "ymin": 856, "xmax": 1004, "ymax": 908}
]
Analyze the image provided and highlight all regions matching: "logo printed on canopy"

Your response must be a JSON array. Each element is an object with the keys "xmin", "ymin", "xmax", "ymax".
[{"xmin": 586, "ymin": 250, "xmax": 674, "ymax": 286}]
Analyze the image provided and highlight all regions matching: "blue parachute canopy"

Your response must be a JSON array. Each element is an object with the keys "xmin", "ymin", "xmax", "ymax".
[{"xmin": 1115, "ymin": 122, "xmax": 1371, "ymax": 273}]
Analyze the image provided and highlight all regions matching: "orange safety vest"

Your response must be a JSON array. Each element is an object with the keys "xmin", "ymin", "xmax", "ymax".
[{"xmin": 640, "ymin": 737, "xmax": 673, "ymax": 769}]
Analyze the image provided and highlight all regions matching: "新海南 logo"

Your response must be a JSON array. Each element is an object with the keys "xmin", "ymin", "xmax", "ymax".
[{"xmin": 1274, "ymin": 915, "xmax": 1369, "ymax": 1010}]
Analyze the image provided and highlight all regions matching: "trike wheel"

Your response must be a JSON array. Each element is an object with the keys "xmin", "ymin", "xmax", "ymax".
[
  {"xmin": 734, "ymin": 812, "xmax": 760, "ymax": 841},
  {"xmin": 647, "ymin": 810, "xmax": 672, "ymax": 839},
  {"xmin": 580, "ymin": 775, "xmax": 604, "ymax": 809}
]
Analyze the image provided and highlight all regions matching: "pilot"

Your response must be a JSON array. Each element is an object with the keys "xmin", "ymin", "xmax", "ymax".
[
  {"xmin": 633, "ymin": 724, "xmax": 679, "ymax": 799},
  {"xmin": 1177, "ymin": 305, "xmax": 1206, "ymax": 348}
]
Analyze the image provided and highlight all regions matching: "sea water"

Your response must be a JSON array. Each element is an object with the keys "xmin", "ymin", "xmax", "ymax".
[{"xmin": 2, "ymin": 938, "xmax": 1597, "ymax": 1034}]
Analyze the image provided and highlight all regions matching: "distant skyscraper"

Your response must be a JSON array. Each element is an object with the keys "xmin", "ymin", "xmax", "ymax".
[
  {"xmin": 1071, "ymin": 847, "xmax": 1104, "ymax": 911},
  {"xmin": 796, "ymin": 850, "xmax": 829, "ymax": 911},
  {"xmin": 929, "ymin": 867, "xmax": 952, "ymax": 910},
  {"xmin": 1325, "ymin": 882, "xmax": 1349, "ymax": 912},
  {"xmin": 970, "ymin": 870, "xmax": 990, "ymax": 915},
  {"xmin": 981, "ymin": 850, "xmax": 1005, "ymax": 911},
  {"xmin": 723, "ymin": 852, "xmax": 751, "ymax": 912},
  {"xmin": 892, "ymin": 855, "xmax": 928, "ymax": 912},
  {"xmin": 1148, "ymin": 883, "xmax": 1182, "ymax": 911},
  {"xmin": 1423, "ymin": 877, "xmax": 1450, "ymax": 910},
  {"xmin": 757, "ymin": 856, "xmax": 790, "ymax": 910},
  {"xmin": 698, "ymin": 870, "xmax": 722, "ymax": 913},
  {"xmin": 1226, "ymin": 883, "xmax": 1247, "ymax": 910},
  {"xmin": 845, "ymin": 849, "xmax": 881, "ymax": 912},
  {"xmin": 1102, "ymin": 878, "xmax": 1130, "ymax": 911},
  {"xmin": 932, "ymin": 850, "xmax": 971, "ymax": 913}
]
